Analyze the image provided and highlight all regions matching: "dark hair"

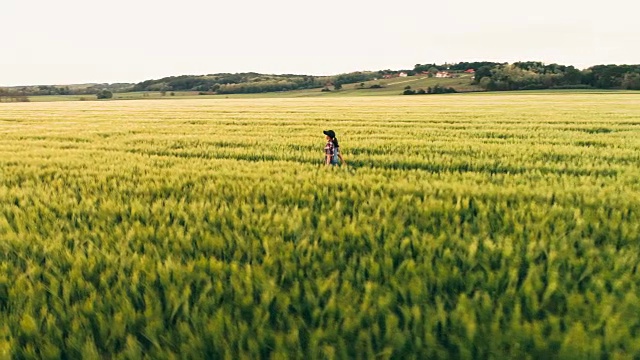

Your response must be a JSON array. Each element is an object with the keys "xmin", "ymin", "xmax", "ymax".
[{"xmin": 332, "ymin": 137, "xmax": 339, "ymax": 147}]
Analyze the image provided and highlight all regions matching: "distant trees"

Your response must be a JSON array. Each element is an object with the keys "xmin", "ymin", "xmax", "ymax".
[
  {"xmin": 474, "ymin": 66, "xmax": 493, "ymax": 83},
  {"xmin": 562, "ymin": 66, "xmax": 582, "ymax": 85},
  {"xmin": 448, "ymin": 61, "xmax": 503, "ymax": 71},
  {"xmin": 0, "ymin": 88, "xmax": 29, "ymax": 102},
  {"xmin": 35, "ymin": 86, "xmax": 71, "ymax": 96},
  {"xmin": 414, "ymin": 61, "xmax": 640, "ymax": 92},
  {"xmin": 96, "ymin": 90, "xmax": 113, "ymax": 99},
  {"xmin": 133, "ymin": 74, "xmax": 245, "ymax": 93},
  {"xmin": 622, "ymin": 73, "xmax": 640, "ymax": 90},
  {"xmin": 472, "ymin": 64, "xmax": 621, "ymax": 91},
  {"xmin": 471, "ymin": 63, "xmax": 640, "ymax": 91},
  {"xmin": 0, "ymin": 94, "xmax": 30, "ymax": 102},
  {"xmin": 333, "ymin": 72, "xmax": 378, "ymax": 85},
  {"xmin": 129, "ymin": 71, "xmax": 381, "ymax": 95},
  {"xmin": 217, "ymin": 80, "xmax": 301, "ymax": 94},
  {"xmin": 135, "ymin": 74, "xmax": 307, "ymax": 94},
  {"xmin": 0, "ymin": 83, "xmax": 132, "ymax": 98},
  {"xmin": 413, "ymin": 64, "xmax": 431, "ymax": 73},
  {"xmin": 414, "ymin": 62, "xmax": 503, "ymax": 76},
  {"xmin": 413, "ymin": 63, "xmax": 441, "ymax": 74},
  {"xmin": 583, "ymin": 65, "xmax": 640, "ymax": 89},
  {"xmin": 487, "ymin": 64, "xmax": 541, "ymax": 90},
  {"xmin": 403, "ymin": 85, "xmax": 456, "ymax": 95}
]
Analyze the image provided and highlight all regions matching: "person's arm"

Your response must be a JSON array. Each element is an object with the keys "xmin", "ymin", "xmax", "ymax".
[
  {"xmin": 338, "ymin": 153, "xmax": 346, "ymax": 166},
  {"xmin": 324, "ymin": 143, "xmax": 333, "ymax": 165}
]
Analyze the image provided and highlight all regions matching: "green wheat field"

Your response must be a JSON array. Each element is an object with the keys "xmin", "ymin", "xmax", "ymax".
[{"xmin": 1, "ymin": 93, "xmax": 639, "ymax": 359}]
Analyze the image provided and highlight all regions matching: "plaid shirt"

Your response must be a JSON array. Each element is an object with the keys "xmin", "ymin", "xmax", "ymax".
[{"xmin": 324, "ymin": 140, "xmax": 335, "ymax": 157}]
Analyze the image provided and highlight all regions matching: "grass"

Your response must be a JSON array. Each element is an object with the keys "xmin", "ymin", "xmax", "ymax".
[{"xmin": 1, "ymin": 93, "xmax": 640, "ymax": 358}]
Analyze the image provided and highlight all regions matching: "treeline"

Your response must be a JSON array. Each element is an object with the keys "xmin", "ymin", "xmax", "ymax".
[
  {"xmin": 0, "ymin": 83, "xmax": 133, "ymax": 101},
  {"xmin": 473, "ymin": 62, "xmax": 640, "ymax": 91},
  {"xmin": 131, "ymin": 72, "xmax": 381, "ymax": 94},
  {"xmin": 411, "ymin": 62, "xmax": 503, "ymax": 75},
  {"xmin": 0, "ymin": 88, "xmax": 30, "ymax": 102},
  {"xmin": 403, "ymin": 85, "xmax": 458, "ymax": 95}
]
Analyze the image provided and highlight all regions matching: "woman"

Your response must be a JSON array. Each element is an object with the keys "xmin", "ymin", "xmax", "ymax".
[{"xmin": 323, "ymin": 130, "xmax": 346, "ymax": 166}]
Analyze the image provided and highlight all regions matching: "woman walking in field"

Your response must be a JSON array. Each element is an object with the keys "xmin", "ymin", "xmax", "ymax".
[{"xmin": 323, "ymin": 130, "xmax": 346, "ymax": 166}]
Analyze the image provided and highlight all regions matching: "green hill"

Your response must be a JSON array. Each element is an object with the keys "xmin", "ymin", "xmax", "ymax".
[
  {"xmin": 294, "ymin": 74, "xmax": 481, "ymax": 97},
  {"xmin": 7, "ymin": 60, "xmax": 638, "ymax": 103}
]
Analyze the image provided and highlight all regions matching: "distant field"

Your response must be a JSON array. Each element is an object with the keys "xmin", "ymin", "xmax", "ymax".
[
  {"xmin": 1, "ymin": 93, "xmax": 640, "ymax": 358},
  {"xmin": 25, "ymin": 75, "xmax": 481, "ymax": 102}
]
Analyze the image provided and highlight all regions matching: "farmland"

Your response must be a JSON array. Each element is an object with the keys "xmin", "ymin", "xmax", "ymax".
[
  {"xmin": 1, "ymin": 93, "xmax": 640, "ymax": 358},
  {"xmin": 22, "ymin": 74, "xmax": 480, "ymax": 102}
]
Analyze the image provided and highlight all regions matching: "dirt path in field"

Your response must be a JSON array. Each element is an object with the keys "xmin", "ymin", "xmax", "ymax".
[{"xmin": 387, "ymin": 77, "xmax": 429, "ymax": 85}]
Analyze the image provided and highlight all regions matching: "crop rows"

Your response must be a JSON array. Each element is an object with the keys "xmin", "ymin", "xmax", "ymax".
[{"xmin": 1, "ymin": 94, "xmax": 640, "ymax": 359}]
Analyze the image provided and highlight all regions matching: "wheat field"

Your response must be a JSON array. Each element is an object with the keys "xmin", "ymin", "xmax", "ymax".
[{"xmin": 1, "ymin": 93, "xmax": 639, "ymax": 359}]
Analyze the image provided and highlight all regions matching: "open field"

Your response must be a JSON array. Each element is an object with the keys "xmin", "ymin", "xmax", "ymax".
[{"xmin": 1, "ymin": 93, "xmax": 640, "ymax": 358}]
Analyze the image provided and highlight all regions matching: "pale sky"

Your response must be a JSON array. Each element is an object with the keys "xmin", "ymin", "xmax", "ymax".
[{"xmin": 1, "ymin": 0, "xmax": 638, "ymax": 86}]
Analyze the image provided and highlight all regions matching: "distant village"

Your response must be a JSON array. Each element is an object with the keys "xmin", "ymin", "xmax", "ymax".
[{"xmin": 382, "ymin": 68, "xmax": 476, "ymax": 79}]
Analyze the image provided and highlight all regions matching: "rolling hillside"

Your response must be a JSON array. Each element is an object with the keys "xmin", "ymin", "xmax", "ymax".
[{"xmin": 23, "ymin": 74, "xmax": 481, "ymax": 102}]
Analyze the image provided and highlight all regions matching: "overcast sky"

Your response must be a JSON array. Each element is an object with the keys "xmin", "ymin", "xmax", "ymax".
[{"xmin": 1, "ymin": 0, "xmax": 638, "ymax": 86}]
